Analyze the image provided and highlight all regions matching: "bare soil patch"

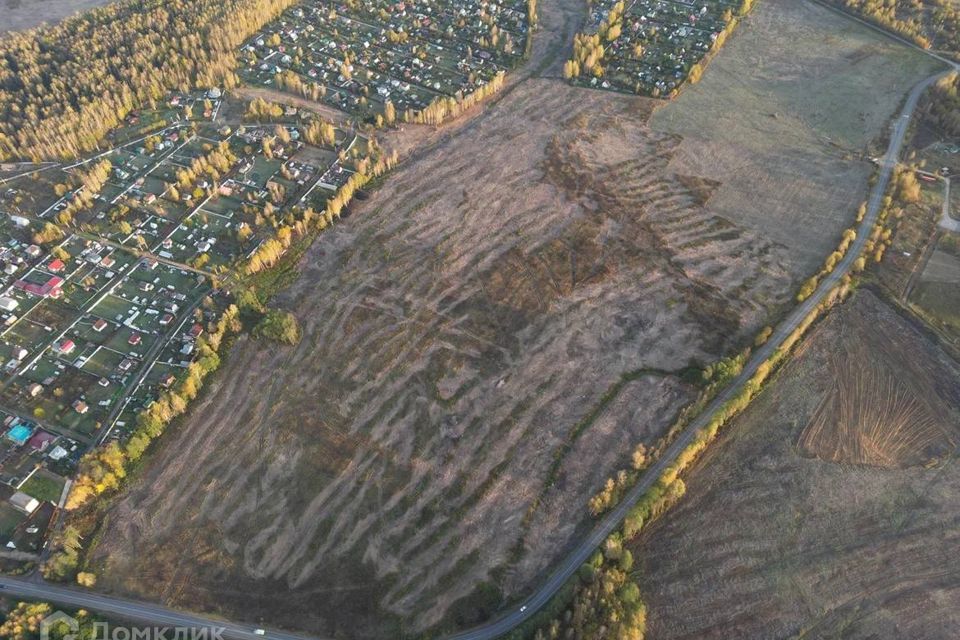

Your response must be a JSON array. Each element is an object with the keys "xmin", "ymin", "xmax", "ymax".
[
  {"xmin": 635, "ymin": 291, "xmax": 960, "ymax": 640},
  {"xmin": 797, "ymin": 342, "xmax": 956, "ymax": 469}
]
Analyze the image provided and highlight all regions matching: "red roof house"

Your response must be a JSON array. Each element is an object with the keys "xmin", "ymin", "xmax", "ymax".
[
  {"xmin": 14, "ymin": 275, "xmax": 63, "ymax": 298},
  {"xmin": 55, "ymin": 339, "xmax": 75, "ymax": 355}
]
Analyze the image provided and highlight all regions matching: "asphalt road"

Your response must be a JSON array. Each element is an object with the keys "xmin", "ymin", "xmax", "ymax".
[
  {"xmin": 0, "ymin": 24, "xmax": 955, "ymax": 640},
  {"xmin": 444, "ymin": 59, "xmax": 955, "ymax": 640},
  {"xmin": 0, "ymin": 575, "xmax": 312, "ymax": 640}
]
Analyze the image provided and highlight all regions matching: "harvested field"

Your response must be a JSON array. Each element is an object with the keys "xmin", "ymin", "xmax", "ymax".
[
  {"xmin": 797, "ymin": 346, "xmax": 955, "ymax": 468},
  {"xmin": 921, "ymin": 248, "xmax": 960, "ymax": 284},
  {"xmin": 635, "ymin": 291, "xmax": 960, "ymax": 640},
  {"xmin": 89, "ymin": 0, "xmax": 944, "ymax": 636}
]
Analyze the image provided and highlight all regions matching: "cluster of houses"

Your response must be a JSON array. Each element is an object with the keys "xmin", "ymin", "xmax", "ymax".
[
  {"xmin": 585, "ymin": 0, "xmax": 739, "ymax": 96},
  {"xmin": 241, "ymin": 0, "xmax": 528, "ymax": 120},
  {"xmin": 0, "ymin": 77, "xmax": 368, "ymax": 555},
  {"xmin": 0, "ymin": 239, "xmax": 57, "ymax": 301},
  {"xmin": 103, "ymin": 89, "xmax": 222, "ymax": 145},
  {"xmin": 0, "ymin": 412, "xmax": 78, "ymax": 551}
]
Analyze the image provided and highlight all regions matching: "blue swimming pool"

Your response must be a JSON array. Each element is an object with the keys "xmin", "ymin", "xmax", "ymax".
[{"xmin": 6, "ymin": 423, "xmax": 33, "ymax": 445}]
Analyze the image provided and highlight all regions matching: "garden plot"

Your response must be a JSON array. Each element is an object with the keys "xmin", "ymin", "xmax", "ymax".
[
  {"xmin": 168, "ymin": 138, "xmax": 212, "ymax": 165},
  {"xmin": 910, "ymin": 236, "xmax": 960, "ymax": 342},
  {"xmin": 292, "ymin": 145, "xmax": 338, "ymax": 169},
  {"xmin": 0, "ymin": 504, "xmax": 25, "ymax": 541},
  {"xmin": 69, "ymin": 315, "xmax": 119, "ymax": 346},
  {"xmin": 162, "ymin": 217, "xmax": 237, "ymax": 271},
  {"xmin": 142, "ymin": 362, "xmax": 184, "ymax": 389},
  {"xmin": 21, "ymin": 469, "xmax": 66, "ymax": 504},
  {"xmin": 78, "ymin": 346, "xmax": 128, "ymax": 380},
  {"xmin": 3, "ymin": 317, "xmax": 54, "ymax": 352},
  {"xmin": 200, "ymin": 194, "xmax": 245, "ymax": 218},
  {"xmin": 90, "ymin": 294, "xmax": 141, "ymax": 326},
  {"xmin": 246, "ymin": 157, "xmax": 285, "ymax": 189},
  {"xmin": 147, "ymin": 163, "xmax": 184, "ymax": 187},
  {"xmin": 102, "ymin": 324, "xmax": 156, "ymax": 360},
  {"xmin": 60, "ymin": 264, "xmax": 118, "ymax": 309},
  {"xmin": 13, "ymin": 299, "xmax": 76, "ymax": 340}
]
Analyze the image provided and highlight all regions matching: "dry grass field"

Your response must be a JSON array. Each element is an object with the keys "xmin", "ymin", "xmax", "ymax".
[
  {"xmin": 87, "ymin": 0, "xmax": 946, "ymax": 636},
  {"xmin": 635, "ymin": 291, "xmax": 960, "ymax": 640},
  {"xmin": 652, "ymin": 0, "xmax": 942, "ymax": 272},
  {"xmin": 0, "ymin": 0, "xmax": 113, "ymax": 32}
]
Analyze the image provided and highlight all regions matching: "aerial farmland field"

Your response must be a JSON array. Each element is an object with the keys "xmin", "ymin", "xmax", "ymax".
[
  {"xmin": 634, "ymin": 290, "xmax": 960, "ymax": 639},
  {"xmin": 82, "ymin": 0, "xmax": 949, "ymax": 636}
]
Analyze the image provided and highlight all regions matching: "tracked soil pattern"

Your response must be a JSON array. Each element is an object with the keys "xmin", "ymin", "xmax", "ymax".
[
  {"xmin": 799, "ymin": 358, "xmax": 956, "ymax": 468},
  {"xmin": 87, "ymin": 0, "xmax": 948, "ymax": 633},
  {"xmin": 92, "ymin": 76, "xmax": 793, "ymax": 636}
]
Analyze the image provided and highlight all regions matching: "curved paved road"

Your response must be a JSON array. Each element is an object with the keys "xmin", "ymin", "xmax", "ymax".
[
  {"xmin": 0, "ymin": 575, "xmax": 311, "ymax": 640},
  {"xmin": 0, "ymin": 22, "xmax": 955, "ymax": 640},
  {"xmin": 446, "ymin": 62, "xmax": 955, "ymax": 639}
]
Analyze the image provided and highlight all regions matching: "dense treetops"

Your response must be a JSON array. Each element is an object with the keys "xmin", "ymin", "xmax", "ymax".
[
  {"xmin": 834, "ymin": 0, "xmax": 959, "ymax": 54},
  {"xmin": 0, "ymin": 0, "xmax": 297, "ymax": 162},
  {"xmin": 925, "ymin": 71, "xmax": 960, "ymax": 138}
]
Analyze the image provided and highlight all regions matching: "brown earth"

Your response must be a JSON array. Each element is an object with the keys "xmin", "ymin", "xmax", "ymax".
[
  {"xmin": 635, "ymin": 290, "xmax": 960, "ymax": 640},
  {"xmin": 88, "ymin": 0, "xmax": 944, "ymax": 637}
]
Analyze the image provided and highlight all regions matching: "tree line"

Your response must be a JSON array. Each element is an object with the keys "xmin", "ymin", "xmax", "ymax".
[
  {"xmin": 0, "ymin": 602, "xmax": 101, "ymax": 640},
  {"xmin": 922, "ymin": 71, "xmax": 960, "ymax": 138},
  {"xmin": 829, "ymin": 0, "xmax": 959, "ymax": 53},
  {"xmin": 401, "ymin": 72, "xmax": 506, "ymax": 126}
]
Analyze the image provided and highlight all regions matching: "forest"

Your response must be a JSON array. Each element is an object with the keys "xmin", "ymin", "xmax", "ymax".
[
  {"xmin": 923, "ymin": 71, "xmax": 960, "ymax": 138},
  {"xmin": 0, "ymin": 0, "xmax": 297, "ymax": 162},
  {"xmin": 831, "ymin": 0, "xmax": 959, "ymax": 54}
]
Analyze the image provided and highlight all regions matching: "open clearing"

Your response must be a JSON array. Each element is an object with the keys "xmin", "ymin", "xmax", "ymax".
[
  {"xmin": 89, "ymin": 0, "xmax": 944, "ymax": 636},
  {"xmin": 634, "ymin": 291, "xmax": 960, "ymax": 640},
  {"xmin": 0, "ymin": 0, "xmax": 114, "ymax": 32},
  {"xmin": 651, "ymin": 0, "xmax": 942, "ymax": 272}
]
